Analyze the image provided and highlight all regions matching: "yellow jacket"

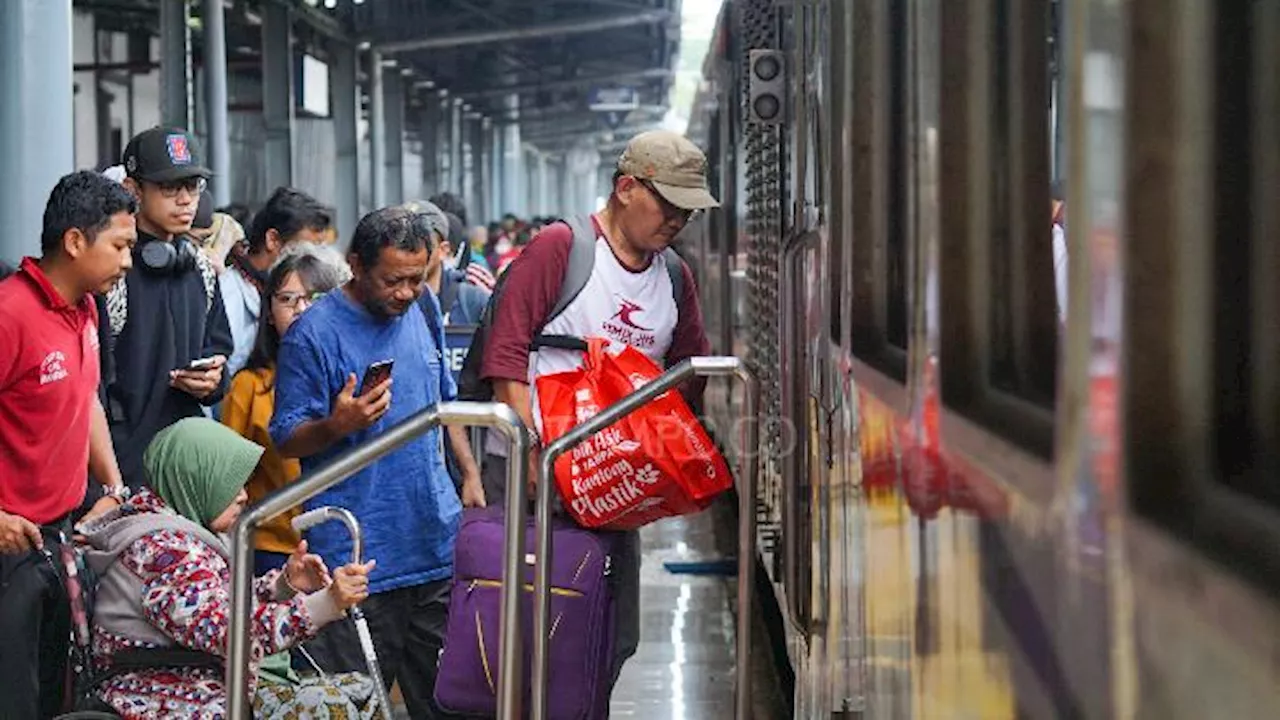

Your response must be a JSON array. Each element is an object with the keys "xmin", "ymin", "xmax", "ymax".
[{"xmin": 221, "ymin": 366, "xmax": 301, "ymax": 555}]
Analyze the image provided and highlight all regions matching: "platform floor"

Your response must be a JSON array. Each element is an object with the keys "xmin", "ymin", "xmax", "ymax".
[{"xmin": 609, "ymin": 513, "xmax": 739, "ymax": 718}]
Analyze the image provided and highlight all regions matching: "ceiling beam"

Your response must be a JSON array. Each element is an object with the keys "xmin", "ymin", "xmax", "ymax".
[
  {"xmin": 375, "ymin": 10, "xmax": 672, "ymax": 54},
  {"xmin": 457, "ymin": 67, "xmax": 673, "ymax": 100}
]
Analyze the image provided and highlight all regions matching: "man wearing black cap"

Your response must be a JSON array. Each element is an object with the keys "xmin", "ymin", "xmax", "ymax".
[{"xmin": 102, "ymin": 126, "xmax": 234, "ymax": 486}]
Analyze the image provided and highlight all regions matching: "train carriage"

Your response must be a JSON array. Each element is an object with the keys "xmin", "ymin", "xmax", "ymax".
[{"xmin": 685, "ymin": 1, "xmax": 1280, "ymax": 717}]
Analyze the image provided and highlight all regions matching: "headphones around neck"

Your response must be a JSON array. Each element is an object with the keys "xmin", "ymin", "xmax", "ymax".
[{"xmin": 138, "ymin": 235, "xmax": 201, "ymax": 276}]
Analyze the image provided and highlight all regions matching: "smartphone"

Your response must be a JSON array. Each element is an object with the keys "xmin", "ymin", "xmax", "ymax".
[
  {"xmin": 359, "ymin": 359, "xmax": 394, "ymax": 396},
  {"xmin": 186, "ymin": 357, "xmax": 218, "ymax": 371}
]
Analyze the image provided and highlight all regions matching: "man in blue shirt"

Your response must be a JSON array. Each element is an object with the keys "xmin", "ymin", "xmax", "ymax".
[{"xmin": 270, "ymin": 206, "xmax": 481, "ymax": 719}]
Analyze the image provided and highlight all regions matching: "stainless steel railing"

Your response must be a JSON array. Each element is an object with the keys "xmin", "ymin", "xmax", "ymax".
[
  {"xmin": 528, "ymin": 356, "xmax": 759, "ymax": 720},
  {"xmin": 225, "ymin": 401, "xmax": 529, "ymax": 719}
]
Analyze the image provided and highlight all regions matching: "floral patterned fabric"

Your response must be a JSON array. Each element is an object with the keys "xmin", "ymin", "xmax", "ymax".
[
  {"xmin": 253, "ymin": 671, "xmax": 382, "ymax": 719},
  {"xmin": 88, "ymin": 490, "xmax": 343, "ymax": 719}
]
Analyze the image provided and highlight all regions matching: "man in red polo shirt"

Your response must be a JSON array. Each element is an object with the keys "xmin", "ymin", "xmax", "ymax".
[{"xmin": 0, "ymin": 170, "xmax": 138, "ymax": 717}]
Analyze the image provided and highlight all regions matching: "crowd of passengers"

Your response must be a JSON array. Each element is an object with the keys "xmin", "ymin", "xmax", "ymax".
[{"xmin": 0, "ymin": 123, "xmax": 719, "ymax": 719}]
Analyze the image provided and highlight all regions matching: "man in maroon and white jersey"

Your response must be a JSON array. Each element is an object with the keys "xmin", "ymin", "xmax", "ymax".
[{"xmin": 478, "ymin": 129, "xmax": 719, "ymax": 691}]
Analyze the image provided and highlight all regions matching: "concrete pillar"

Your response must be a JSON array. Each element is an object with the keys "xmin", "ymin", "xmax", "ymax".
[
  {"xmin": 159, "ymin": 0, "xmax": 192, "ymax": 128},
  {"xmin": 535, "ymin": 151, "xmax": 550, "ymax": 216},
  {"xmin": 490, "ymin": 122, "xmax": 504, "ymax": 219},
  {"xmin": 262, "ymin": 3, "xmax": 294, "ymax": 190},
  {"xmin": 479, "ymin": 117, "xmax": 493, "ymax": 224},
  {"xmin": 384, "ymin": 67, "xmax": 404, "ymax": 205},
  {"xmin": 333, "ymin": 42, "xmax": 359, "ymax": 243},
  {"xmin": 467, "ymin": 116, "xmax": 487, "ymax": 224},
  {"xmin": 420, "ymin": 93, "xmax": 440, "ymax": 198},
  {"xmin": 449, "ymin": 98, "xmax": 464, "ymax": 194},
  {"xmin": 369, "ymin": 50, "xmax": 386, "ymax": 209},
  {"xmin": 557, "ymin": 153, "xmax": 572, "ymax": 218},
  {"xmin": 203, "ymin": 0, "xmax": 231, "ymax": 206},
  {"xmin": 436, "ymin": 91, "xmax": 451, "ymax": 194},
  {"xmin": 0, "ymin": 0, "xmax": 73, "ymax": 261},
  {"xmin": 502, "ymin": 94, "xmax": 523, "ymax": 217}
]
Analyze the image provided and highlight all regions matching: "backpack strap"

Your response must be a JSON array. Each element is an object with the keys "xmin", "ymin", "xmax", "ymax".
[
  {"xmin": 661, "ymin": 247, "xmax": 685, "ymax": 306},
  {"xmin": 418, "ymin": 292, "xmax": 445, "ymax": 364},
  {"xmin": 543, "ymin": 215, "xmax": 598, "ymax": 328}
]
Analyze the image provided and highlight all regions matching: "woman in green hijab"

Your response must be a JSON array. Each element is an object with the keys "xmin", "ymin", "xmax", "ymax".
[{"xmin": 80, "ymin": 418, "xmax": 380, "ymax": 719}]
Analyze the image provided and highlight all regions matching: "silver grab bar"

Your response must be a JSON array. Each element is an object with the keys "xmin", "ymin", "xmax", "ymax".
[
  {"xmin": 226, "ymin": 401, "xmax": 529, "ymax": 719},
  {"xmin": 530, "ymin": 356, "xmax": 759, "ymax": 720},
  {"xmin": 292, "ymin": 506, "xmax": 363, "ymax": 563}
]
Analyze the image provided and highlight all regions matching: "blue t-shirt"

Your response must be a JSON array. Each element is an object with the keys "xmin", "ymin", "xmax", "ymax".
[{"xmin": 270, "ymin": 289, "xmax": 460, "ymax": 594}]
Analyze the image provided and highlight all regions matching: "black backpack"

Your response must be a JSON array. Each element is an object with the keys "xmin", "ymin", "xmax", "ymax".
[{"xmin": 456, "ymin": 215, "xmax": 686, "ymax": 401}]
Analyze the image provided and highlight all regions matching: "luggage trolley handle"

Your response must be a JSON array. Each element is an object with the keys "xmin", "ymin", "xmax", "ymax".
[
  {"xmin": 227, "ymin": 401, "xmax": 530, "ymax": 720},
  {"xmin": 529, "ymin": 356, "xmax": 759, "ymax": 720}
]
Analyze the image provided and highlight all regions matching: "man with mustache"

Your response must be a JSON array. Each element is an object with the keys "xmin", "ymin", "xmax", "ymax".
[{"xmin": 271, "ymin": 205, "xmax": 477, "ymax": 719}]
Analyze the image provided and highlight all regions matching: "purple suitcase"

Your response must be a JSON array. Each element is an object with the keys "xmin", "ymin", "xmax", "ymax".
[{"xmin": 434, "ymin": 507, "xmax": 619, "ymax": 719}]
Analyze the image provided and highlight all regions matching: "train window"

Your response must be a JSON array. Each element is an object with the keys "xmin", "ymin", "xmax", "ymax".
[
  {"xmin": 847, "ymin": 0, "xmax": 910, "ymax": 381},
  {"xmin": 1126, "ymin": 1, "xmax": 1280, "ymax": 589},
  {"xmin": 937, "ymin": 0, "xmax": 1057, "ymax": 457}
]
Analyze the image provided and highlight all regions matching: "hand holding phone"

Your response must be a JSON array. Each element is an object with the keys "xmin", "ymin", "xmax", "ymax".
[
  {"xmin": 169, "ymin": 355, "xmax": 227, "ymax": 400},
  {"xmin": 359, "ymin": 359, "xmax": 394, "ymax": 396},
  {"xmin": 329, "ymin": 360, "xmax": 394, "ymax": 438}
]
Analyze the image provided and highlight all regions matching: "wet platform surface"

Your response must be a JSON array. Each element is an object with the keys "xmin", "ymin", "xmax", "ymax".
[{"xmin": 610, "ymin": 513, "xmax": 739, "ymax": 718}]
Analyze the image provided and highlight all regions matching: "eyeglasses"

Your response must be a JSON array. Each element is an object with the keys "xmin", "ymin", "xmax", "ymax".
[
  {"xmin": 637, "ymin": 179, "xmax": 701, "ymax": 225},
  {"xmin": 153, "ymin": 177, "xmax": 207, "ymax": 199},
  {"xmin": 273, "ymin": 290, "xmax": 325, "ymax": 309}
]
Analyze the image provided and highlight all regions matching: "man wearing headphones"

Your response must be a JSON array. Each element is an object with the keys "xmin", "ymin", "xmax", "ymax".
[{"xmin": 104, "ymin": 127, "xmax": 234, "ymax": 487}]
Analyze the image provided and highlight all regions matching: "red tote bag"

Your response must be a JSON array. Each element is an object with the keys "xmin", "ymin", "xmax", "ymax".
[{"xmin": 536, "ymin": 338, "xmax": 733, "ymax": 530}]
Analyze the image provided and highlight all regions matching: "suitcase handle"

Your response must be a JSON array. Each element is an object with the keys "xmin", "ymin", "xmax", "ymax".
[{"xmin": 526, "ymin": 356, "xmax": 759, "ymax": 720}]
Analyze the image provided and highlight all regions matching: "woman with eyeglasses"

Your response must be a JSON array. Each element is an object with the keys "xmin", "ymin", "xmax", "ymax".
[{"xmin": 221, "ymin": 247, "xmax": 349, "ymax": 576}]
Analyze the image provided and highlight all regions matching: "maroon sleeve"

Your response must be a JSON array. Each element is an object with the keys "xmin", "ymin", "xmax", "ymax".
[
  {"xmin": 664, "ymin": 260, "xmax": 712, "ymax": 409},
  {"xmin": 479, "ymin": 224, "xmax": 574, "ymax": 384}
]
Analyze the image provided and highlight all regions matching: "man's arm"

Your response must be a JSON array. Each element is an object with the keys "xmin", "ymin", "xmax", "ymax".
[
  {"xmin": 271, "ymin": 326, "xmax": 391, "ymax": 460},
  {"xmin": 663, "ymin": 261, "xmax": 712, "ymax": 413},
  {"xmin": 479, "ymin": 224, "xmax": 574, "ymax": 431},
  {"xmin": 493, "ymin": 380, "xmax": 537, "ymax": 437}
]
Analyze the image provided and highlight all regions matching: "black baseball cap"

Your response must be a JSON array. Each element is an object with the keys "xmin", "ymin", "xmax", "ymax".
[{"xmin": 122, "ymin": 126, "xmax": 212, "ymax": 183}]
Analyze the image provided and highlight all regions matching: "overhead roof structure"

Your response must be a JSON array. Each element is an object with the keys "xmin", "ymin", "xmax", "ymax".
[
  {"xmin": 344, "ymin": 0, "xmax": 680, "ymax": 152},
  {"xmin": 75, "ymin": 0, "xmax": 679, "ymax": 150}
]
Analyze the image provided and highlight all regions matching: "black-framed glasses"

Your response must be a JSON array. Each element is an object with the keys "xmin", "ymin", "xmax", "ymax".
[
  {"xmin": 637, "ymin": 179, "xmax": 701, "ymax": 225},
  {"xmin": 273, "ymin": 290, "xmax": 325, "ymax": 309},
  {"xmin": 153, "ymin": 177, "xmax": 207, "ymax": 199}
]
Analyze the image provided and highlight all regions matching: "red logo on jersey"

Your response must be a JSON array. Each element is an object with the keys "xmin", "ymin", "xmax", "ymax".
[{"xmin": 611, "ymin": 299, "xmax": 652, "ymax": 332}]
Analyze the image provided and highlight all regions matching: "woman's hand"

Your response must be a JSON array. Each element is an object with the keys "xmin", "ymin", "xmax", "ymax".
[
  {"xmin": 328, "ymin": 560, "xmax": 376, "ymax": 611},
  {"xmin": 285, "ymin": 540, "xmax": 331, "ymax": 594}
]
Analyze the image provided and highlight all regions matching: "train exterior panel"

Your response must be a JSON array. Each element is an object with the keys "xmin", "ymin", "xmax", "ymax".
[{"xmin": 683, "ymin": 1, "xmax": 1280, "ymax": 717}]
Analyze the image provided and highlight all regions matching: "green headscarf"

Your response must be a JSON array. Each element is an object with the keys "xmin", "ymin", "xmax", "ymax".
[{"xmin": 144, "ymin": 418, "xmax": 264, "ymax": 527}]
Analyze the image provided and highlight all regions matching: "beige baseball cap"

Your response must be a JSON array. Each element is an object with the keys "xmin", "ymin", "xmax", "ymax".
[{"xmin": 616, "ymin": 130, "xmax": 720, "ymax": 211}]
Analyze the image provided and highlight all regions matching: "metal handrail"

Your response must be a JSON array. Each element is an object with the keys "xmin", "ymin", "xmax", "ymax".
[
  {"xmin": 780, "ymin": 229, "xmax": 820, "ymax": 636},
  {"xmin": 530, "ymin": 356, "xmax": 759, "ymax": 720},
  {"xmin": 226, "ymin": 401, "xmax": 529, "ymax": 719}
]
